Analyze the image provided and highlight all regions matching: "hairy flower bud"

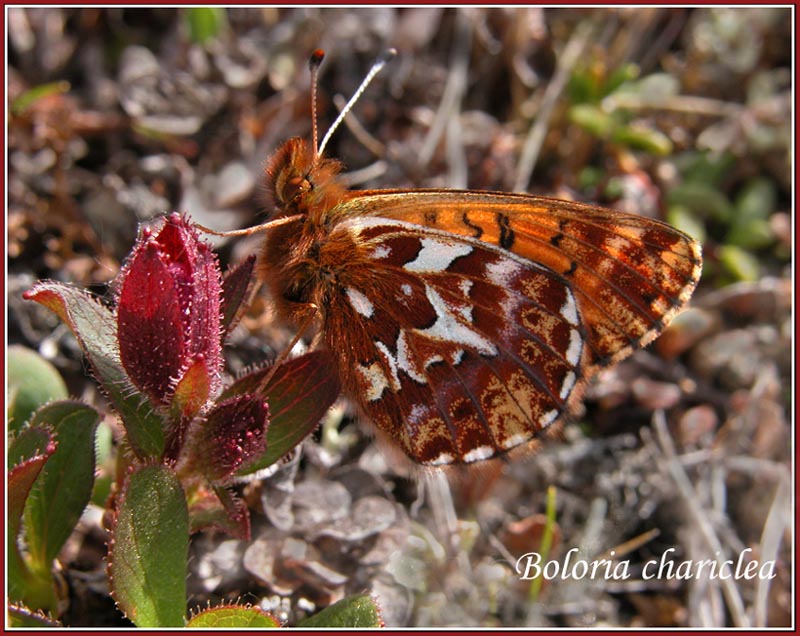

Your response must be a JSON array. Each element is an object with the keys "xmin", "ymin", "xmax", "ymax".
[{"xmin": 116, "ymin": 213, "xmax": 222, "ymax": 412}]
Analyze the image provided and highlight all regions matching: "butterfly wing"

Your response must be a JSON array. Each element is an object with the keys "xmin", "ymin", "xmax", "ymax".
[
  {"xmin": 317, "ymin": 191, "xmax": 701, "ymax": 465},
  {"xmin": 340, "ymin": 190, "xmax": 703, "ymax": 371},
  {"xmin": 319, "ymin": 216, "xmax": 586, "ymax": 465}
]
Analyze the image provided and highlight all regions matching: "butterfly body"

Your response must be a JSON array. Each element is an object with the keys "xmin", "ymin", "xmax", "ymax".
[{"xmin": 259, "ymin": 137, "xmax": 702, "ymax": 467}]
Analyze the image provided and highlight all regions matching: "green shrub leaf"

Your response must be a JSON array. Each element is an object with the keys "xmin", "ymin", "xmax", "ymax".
[
  {"xmin": 187, "ymin": 605, "xmax": 281, "ymax": 628},
  {"xmin": 8, "ymin": 427, "xmax": 57, "ymax": 605},
  {"xmin": 297, "ymin": 594, "xmax": 384, "ymax": 628},
  {"xmin": 24, "ymin": 282, "xmax": 165, "ymax": 458},
  {"xmin": 108, "ymin": 464, "xmax": 188, "ymax": 627},
  {"xmin": 23, "ymin": 401, "xmax": 100, "ymax": 575},
  {"xmin": 7, "ymin": 345, "xmax": 68, "ymax": 433}
]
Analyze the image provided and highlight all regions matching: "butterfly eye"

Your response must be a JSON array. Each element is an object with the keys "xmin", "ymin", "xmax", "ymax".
[{"xmin": 283, "ymin": 175, "xmax": 312, "ymax": 203}]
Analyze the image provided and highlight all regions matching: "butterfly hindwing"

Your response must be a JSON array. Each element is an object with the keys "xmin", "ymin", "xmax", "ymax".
[{"xmin": 321, "ymin": 217, "xmax": 586, "ymax": 465}]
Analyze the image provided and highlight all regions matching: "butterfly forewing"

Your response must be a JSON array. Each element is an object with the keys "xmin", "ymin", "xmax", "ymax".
[
  {"xmin": 322, "ymin": 218, "xmax": 586, "ymax": 465},
  {"xmin": 342, "ymin": 190, "xmax": 702, "ymax": 370}
]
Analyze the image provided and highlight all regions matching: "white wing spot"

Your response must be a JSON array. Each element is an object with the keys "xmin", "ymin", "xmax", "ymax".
[
  {"xmin": 541, "ymin": 409, "xmax": 559, "ymax": 428},
  {"xmin": 357, "ymin": 362, "xmax": 389, "ymax": 402},
  {"xmin": 429, "ymin": 452, "xmax": 455, "ymax": 466},
  {"xmin": 486, "ymin": 258, "xmax": 523, "ymax": 286},
  {"xmin": 463, "ymin": 445, "xmax": 495, "ymax": 463},
  {"xmin": 560, "ymin": 291, "xmax": 579, "ymax": 326},
  {"xmin": 404, "ymin": 238, "xmax": 472, "ymax": 273},
  {"xmin": 501, "ymin": 432, "xmax": 530, "ymax": 450},
  {"xmin": 408, "ymin": 404, "xmax": 427, "ymax": 425},
  {"xmin": 560, "ymin": 370, "xmax": 577, "ymax": 400},
  {"xmin": 566, "ymin": 328, "xmax": 583, "ymax": 366},
  {"xmin": 374, "ymin": 340, "xmax": 401, "ymax": 391},
  {"xmin": 401, "ymin": 283, "xmax": 413, "ymax": 297},
  {"xmin": 421, "ymin": 285, "xmax": 497, "ymax": 356},
  {"xmin": 370, "ymin": 245, "xmax": 391, "ymax": 260},
  {"xmin": 396, "ymin": 331, "xmax": 427, "ymax": 384},
  {"xmin": 346, "ymin": 287, "xmax": 374, "ymax": 319},
  {"xmin": 425, "ymin": 354, "xmax": 444, "ymax": 369}
]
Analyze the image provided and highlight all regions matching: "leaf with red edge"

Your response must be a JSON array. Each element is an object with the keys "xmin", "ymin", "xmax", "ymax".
[
  {"xmin": 23, "ymin": 401, "xmax": 100, "ymax": 574},
  {"xmin": 297, "ymin": 594, "xmax": 384, "ymax": 628},
  {"xmin": 8, "ymin": 425, "xmax": 56, "ymax": 470},
  {"xmin": 108, "ymin": 463, "xmax": 188, "ymax": 627},
  {"xmin": 221, "ymin": 255, "xmax": 256, "ymax": 334},
  {"xmin": 191, "ymin": 395, "xmax": 269, "ymax": 483},
  {"xmin": 23, "ymin": 282, "xmax": 165, "ymax": 458},
  {"xmin": 8, "ymin": 427, "xmax": 57, "ymax": 604},
  {"xmin": 187, "ymin": 485, "xmax": 250, "ymax": 540},
  {"xmin": 8, "ymin": 603, "xmax": 63, "ymax": 627},
  {"xmin": 220, "ymin": 350, "xmax": 341, "ymax": 475},
  {"xmin": 187, "ymin": 604, "xmax": 280, "ymax": 628},
  {"xmin": 9, "ymin": 452, "xmax": 52, "ymax": 554}
]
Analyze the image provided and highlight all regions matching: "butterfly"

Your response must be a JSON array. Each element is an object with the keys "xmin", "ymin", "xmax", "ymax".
[{"xmin": 244, "ymin": 50, "xmax": 702, "ymax": 467}]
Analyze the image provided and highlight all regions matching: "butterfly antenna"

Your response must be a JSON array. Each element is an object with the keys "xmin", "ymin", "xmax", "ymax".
[
  {"xmin": 317, "ymin": 48, "xmax": 397, "ymax": 158},
  {"xmin": 194, "ymin": 214, "xmax": 302, "ymax": 238},
  {"xmin": 309, "ymin": 49, "xmax": 325, "ymax": 156}
]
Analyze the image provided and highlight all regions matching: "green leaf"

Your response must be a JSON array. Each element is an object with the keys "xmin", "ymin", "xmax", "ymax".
[
  {"xmin": 297, "ymin": 594, "xmax": 384, "ymax": 628},
  {"xmin": 666, "ymin": 182, "xmax": 733, "ymax": 223},
  {"xmin": 567, "ymin": 66, "xmax": 601, "ymax": 104},
  {"xmin": 187, "ymin": 605, "xmax": 281, "ymax": 628},
  {"xmin": 568, "ymin": 103, "xmax": 614, "ymax": 137},
  {"xmin": 667, "ymin": 204, "xmax": 707, "ymax": 244},
  {"xmin": 610, "ymin": 124, "xmax": 673, "ymax": 155},
  {"xmin": 10, "ymin": 80, "xmax": 70, "ymax": 116},
  {"xmin": 91, "ymin": 421, "xmax": 115, "ymax": 506},
  {"xmin": 726, "ymin": 218, "xmax": 774, "ymax": 250},
  {"xmin": 7, "ymin": 345, "xmax": 68, "ymax": 434},
  {"xmin": 719, "ymin": 245, "xmax": 760, "ymax": 282},
  {"xmin": 726, "ymin": 177, "xmax": 778, "ymax": 249},
  {"xmin": 185, "ymin": 7, "xmax": 227, "ymax": 44},
  {"xmin": 603, "ymin": 63, "xmax": 640, "ymax": 97},
  {"xmin": 23, "ymin": 401, "xmax": 100, "ymax": 575},
  {"xmin": 618, "ymin": 72, "xmax": 677, "ymax": 103},
  {"xmin": 221, "ymin": 351, "xmax": 341, "ymax": 475},
  {"xmin": 673, "ymin": 150, "xmax": 736, "ymax": 187},
  {"xmin": 108, "ymin": 464, "xmax": 188, "ymax": 627},
  {"xmin": 734, "ymin": 177, "xmax": 776, "ymax": 220},
  {"xmin": 24, "ymin": 282, "xmax": 166, "ymax": 458},
  {"xmin": 8, "ymin": 425, "xmax": 56, "ymax": 470},
  {"xmin": 7, "ymin": 428, "xmax": 57, "ymax": 606}
]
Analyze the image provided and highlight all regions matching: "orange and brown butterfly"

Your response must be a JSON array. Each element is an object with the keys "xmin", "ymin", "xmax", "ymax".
[{"xmin": 216, "ymin": 49, "xmax": 702, "ymax": 468}]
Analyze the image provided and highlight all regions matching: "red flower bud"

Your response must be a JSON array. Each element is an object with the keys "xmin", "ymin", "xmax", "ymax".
[{"xmin": 116, "ymin": 213, "xmax": 222, "ymax": 410}]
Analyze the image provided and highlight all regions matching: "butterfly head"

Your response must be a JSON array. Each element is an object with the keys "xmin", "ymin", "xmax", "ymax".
[
  {"xmin": 265, "ymin": 48, "xmax": 395, "ymax": 222},
  {"xmin": 265, "ymin": 136, "xmax": 345, "ymax": 221}
]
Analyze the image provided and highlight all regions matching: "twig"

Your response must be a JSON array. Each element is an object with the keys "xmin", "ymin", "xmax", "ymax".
[
  {"xmin": 419, "ymin": 8, "xmax": 471, "ymax": 171},
  {"xmin": 514, "ymin": 20, "xmax": 593, "ymax": 192},
  {"xmin": 651, "ymin": 411, "xmax": 750, "ymax": 627},
  {"xmin": 754, "ymin": 473, "xmax": 790, "ymax": 627}
]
